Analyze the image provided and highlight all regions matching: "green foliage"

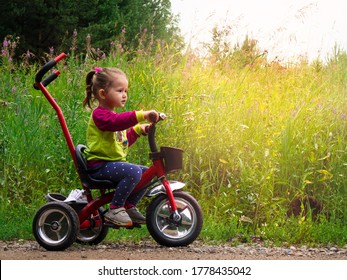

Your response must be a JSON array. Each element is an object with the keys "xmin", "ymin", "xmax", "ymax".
[
  {"xmin": 0, "ymin": 33, "xmax": 346, "ymax": 246},
  {"xmin": 206, "ymin": 26, "xmax": 266, "ymax": 69},
  {"xmin": 0, "ymin": 0, "xmax": 182, "ymax": 58}
]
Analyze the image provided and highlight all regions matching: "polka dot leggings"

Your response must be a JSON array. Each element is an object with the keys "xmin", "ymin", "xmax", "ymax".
[{"xmin": 90, "ymin": 162, "xmax": 148, "ymax": 208}]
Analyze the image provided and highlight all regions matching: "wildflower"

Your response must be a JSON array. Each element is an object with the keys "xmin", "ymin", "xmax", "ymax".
[
  {"xmin": 71, "ymin": 29, "xmax": 78, "ymax": 51},
  {"xmin": 149, "ymin": 34, "xmax": 154, "ymax": 47},
  {"xmin": 1, "ymin": 49, "xmax": 9, "ymax": 57},
  {"xmin": 2, "ymin": 39, "xmax": 9, "ymax": 57},
  {"xmin": 86, "ymin": 34, "xmax": 91, "ymax": 55}
]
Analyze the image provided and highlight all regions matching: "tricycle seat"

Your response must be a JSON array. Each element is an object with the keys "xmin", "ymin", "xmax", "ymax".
[{"xmin": 75, "ymin": 144, "xmax": 114, "ymax": 189}]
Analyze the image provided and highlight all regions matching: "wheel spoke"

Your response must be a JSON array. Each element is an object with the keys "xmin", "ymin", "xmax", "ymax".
[
  {"xmin": 179, "ymin": 209, "xmax": 193, "ymax": 226},
  {"xmin": 180, "ymin": 218, "xmax": 192, "ymax": 226},
  {"xmin": 160, "ymin": 224, "xmax": 170, "ymax": 232},
  {"xmin": 157, "ymin": 212, "xmax": 170, "ymax": 219},
  {"xmin": 58, "ymin": 215, "xmax": 66, "ymax": 224},
  {"xmin": 55, "ymin": 231, "xmax": 61, "ymax": 241}
]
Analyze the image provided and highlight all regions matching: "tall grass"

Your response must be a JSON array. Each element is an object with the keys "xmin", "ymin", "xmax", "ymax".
[{"xmin": 1, "ymin": 39, "xmax": 346, "ymax": 246}]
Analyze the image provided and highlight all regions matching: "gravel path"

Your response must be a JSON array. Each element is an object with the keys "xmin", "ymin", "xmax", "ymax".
[{"xmin": 1, "ymin": 240, "xmax": 346, "ymax": 260}]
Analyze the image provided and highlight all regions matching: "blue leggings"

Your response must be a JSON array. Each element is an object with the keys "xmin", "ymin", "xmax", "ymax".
[{"xmin": 91, "ymin": 162, "xmax": 148, "ymax": 208}]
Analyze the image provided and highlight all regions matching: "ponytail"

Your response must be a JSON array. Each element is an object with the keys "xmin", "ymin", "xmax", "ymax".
[{"xmin": 83, "ymin": 71, "xmax": 96, "ymax": 109}]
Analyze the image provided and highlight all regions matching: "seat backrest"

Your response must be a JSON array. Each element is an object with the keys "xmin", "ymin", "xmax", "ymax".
[
  {"xmin": 75, "ymin": 144, "xmax": 88, "ymax": 174},
  {"xmin": 74, "ymin": 144, "xmax": 114, "ymax": 189},
  {"xmin": 75, "ymin": 144, "xmax": 91, "ymax": 186}
]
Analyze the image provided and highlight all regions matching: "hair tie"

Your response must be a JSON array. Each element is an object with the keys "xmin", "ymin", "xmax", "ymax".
[{"xmin": 94, "ymin": 67, "xmax": 103, "ymax": 73}]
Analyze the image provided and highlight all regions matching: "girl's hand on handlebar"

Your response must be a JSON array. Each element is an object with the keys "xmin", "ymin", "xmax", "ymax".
[
  {"xmin": 143, "ymin": 110, "xmax": 159, "ymax": 123},
  {"xmin": 139, "ymin": 124, "xmax": 150, "ymax": 136}
]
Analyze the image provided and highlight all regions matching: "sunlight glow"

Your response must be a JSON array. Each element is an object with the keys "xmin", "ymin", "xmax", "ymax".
[{"xmin": 171, "ymin": 0, "xmax": 347, "ymax": 62}]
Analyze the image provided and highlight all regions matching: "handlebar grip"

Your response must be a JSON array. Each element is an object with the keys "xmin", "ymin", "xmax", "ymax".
[
  {"xmin": 36, "ymin": 70, "xmax": 61, "ymax": 89},
  {"xmin": 148, "ymin": 125, "xmax": 158, "ymax": 152},
  {"xmin": 34, "ymin": 53, "xmax": 66, "ymax": 89},
  {"xmin": 54, "ymin": 53, "xmax": 67, "ymax": 63}
]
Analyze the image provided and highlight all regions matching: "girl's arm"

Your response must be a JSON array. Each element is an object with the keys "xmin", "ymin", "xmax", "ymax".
[
  {"xmin": 92, "ymin": 107, "xmax": 145, "ymax": 131},
  {"xmin": 127, "ymin": 127, "xmax": 140, "ymax": 147}
]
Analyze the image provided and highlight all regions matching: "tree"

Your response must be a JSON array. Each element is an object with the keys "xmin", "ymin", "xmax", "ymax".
[
  {"xmin": 1, "ymin": 0, "xmax": 78, "ymax": 56},
  {"xmin": 0, "ymin": 0, "xmax": 181, "ymax": 58}
]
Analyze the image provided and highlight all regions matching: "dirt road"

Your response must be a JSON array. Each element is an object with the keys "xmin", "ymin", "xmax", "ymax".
[{"xmin": 1, "ymin": 240, "xmax": 346, "ymax": 260}]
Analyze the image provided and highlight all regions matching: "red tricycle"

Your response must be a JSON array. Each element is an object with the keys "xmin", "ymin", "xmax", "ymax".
[{"xmin": 32, "ymin": 53, "xmax": 203, "ymax": 251}]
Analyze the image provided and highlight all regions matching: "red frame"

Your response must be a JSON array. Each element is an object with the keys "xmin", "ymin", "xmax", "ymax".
[{"xmin": 36, "ymin": 54, "xmax": 178, "ymax": 228}]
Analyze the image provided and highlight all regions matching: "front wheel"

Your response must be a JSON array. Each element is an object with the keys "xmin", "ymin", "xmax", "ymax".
[
  {"xmin": 32, "ymin": 202, "xmax": 79, "ymax": 251},
  {"xmin": 146, "ymin": 191, "xmax": 203, "ymax": 247}
]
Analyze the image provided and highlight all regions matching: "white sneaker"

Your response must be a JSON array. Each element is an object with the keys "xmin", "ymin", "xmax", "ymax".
[
  {"xmin": 64, "ymin": 189, "xmax": 86, "ymax": 202},
  {"xmin": 104, "ymin": 207, "xmax": 133, "ymax": 227}
]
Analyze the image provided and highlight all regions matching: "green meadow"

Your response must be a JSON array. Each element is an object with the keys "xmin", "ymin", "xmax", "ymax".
[{"xmin": 1, "ymin": 40, "xmax": 346, "ymax": 246}]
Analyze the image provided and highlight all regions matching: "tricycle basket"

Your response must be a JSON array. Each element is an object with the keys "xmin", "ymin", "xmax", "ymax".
[
  {"xmin": 45, "ymin": 193, "xmax": 87, "ymax": 212},
  {"xmin": 160, "ymin": 146, "xmax": 183, "ymax": 173}
]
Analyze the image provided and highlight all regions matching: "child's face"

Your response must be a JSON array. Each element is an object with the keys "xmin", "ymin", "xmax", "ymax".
[{"xmin": 102, "ymin": 74, "xmax": 129, "ymax": 110}]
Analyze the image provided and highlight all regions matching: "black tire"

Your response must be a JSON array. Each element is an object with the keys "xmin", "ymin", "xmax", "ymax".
[
  {"xmin": 76, "ymin": 208, "xmax": 109, "ymax": 245},
  {"xmin": 146, "ymin": 191, "xmax": 203, "ymax": 247},
  {"xmin": 32, "ymin": 202, "xmax": 79, "ymax": 251}
]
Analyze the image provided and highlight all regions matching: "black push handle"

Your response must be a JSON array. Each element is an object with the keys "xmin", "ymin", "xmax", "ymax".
[
  {"xmin": 34, "ymin": 53, "xmax": 66, "ymax": 89},
  {"xmin": 148, "ymin": 125, "xmax": 158, "ymax": 153},
  {"xmin": 147, "ymin": 113, "xmax": 166, "ymax": 153}
]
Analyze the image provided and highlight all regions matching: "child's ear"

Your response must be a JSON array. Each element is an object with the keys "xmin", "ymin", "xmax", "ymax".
[{"xmin": 98, "ymin": 89, "xmax": 106, "ymax": 100}]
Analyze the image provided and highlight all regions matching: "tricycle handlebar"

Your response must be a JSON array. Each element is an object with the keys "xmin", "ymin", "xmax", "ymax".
[
  {"xmin": 148, "ymin": 113, "xmax": 166, "ymax": 153},
  {"xmin": 34, "ymin": 53, "xmax": 66, "ymax": 90}
]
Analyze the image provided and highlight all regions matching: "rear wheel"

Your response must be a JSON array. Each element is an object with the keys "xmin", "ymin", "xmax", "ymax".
[
  {"xmin": 146, "ymin": 191, "xmax": 203, "ymax": 247},
  {"xmin": 76, "ymin": 208, "xmax": 109, "ymax": 245},
  {"xmin": 32, "ymin": 202, "xmax": 79, "ymax": 251}
]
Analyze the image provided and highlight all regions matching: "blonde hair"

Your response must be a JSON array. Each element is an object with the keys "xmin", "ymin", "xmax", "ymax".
[{"xmin": 83, "ymin": 68, "xmax": 127, "ymax": 109}]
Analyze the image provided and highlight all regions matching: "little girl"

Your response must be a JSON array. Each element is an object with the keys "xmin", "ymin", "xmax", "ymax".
[{"xmin": 83, "ymin": 67, "xmax": 158, "ymax": 227}]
